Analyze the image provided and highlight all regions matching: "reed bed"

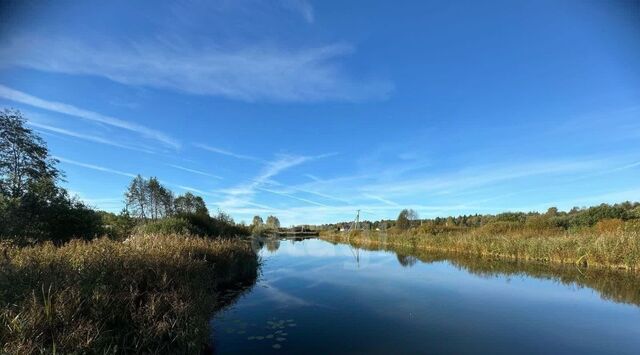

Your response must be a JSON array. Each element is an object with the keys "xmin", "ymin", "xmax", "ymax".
[
  {"xmin": 0, "ymin": 234, "xmax": 258, "ymax": 354},
  {"xmin": 321, "ymin": 225, "xmax": 640, "ymax": 271}
]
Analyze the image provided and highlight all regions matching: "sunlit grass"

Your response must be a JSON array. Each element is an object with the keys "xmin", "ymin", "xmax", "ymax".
[
  {"xmin": 0, "ymin": 234, "xmax": 258, "ymax": 354},
  {"xmin": 321, "ymin": 221, "xmax": 640, "ymax": 270}
]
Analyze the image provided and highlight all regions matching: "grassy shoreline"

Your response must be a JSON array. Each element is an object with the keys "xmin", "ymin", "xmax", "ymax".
[
  {"xmin": 320, "ymin": 227, "xmax": 640, "ymax": 271},
  {"xmin": 0, "ymin": 234, "xmax": 259, "ymax": 354}
]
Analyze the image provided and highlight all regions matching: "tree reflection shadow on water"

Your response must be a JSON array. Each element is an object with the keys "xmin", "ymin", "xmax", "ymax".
[{"xmin": 333, "ymin": 240, "xmax": 640, "ymax": 307}]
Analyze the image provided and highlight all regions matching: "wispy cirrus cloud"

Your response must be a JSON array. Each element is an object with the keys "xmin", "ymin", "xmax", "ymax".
[
  {"xmin": 194, "ymin": 143, "xmax": 263, "ymax": 162},
  {"xmin": 280, "ymin": 0, "xmax": 314, "ymax": 23},
  {"xmin": 28, "ymin": 121, "xmax": 156, "ymax": 154},
  {"xmin": 0, "ymin": 36, "xmax": 392, "ymax": 102},
  {"xmin": 55, "ymin": 157, "xmax": 137, "ymax": 178},
  {"xmin": 167, "ymin": 164, "xmax": 223, "ymax": 179},
  {"xmin": 0, "ymin": 84, "xmax": 179, "ymax": 149},
  {"xmin": 213, "ymin": 153, "xmax": 331, "ymax": 211},
  {"xmin": 362, "ymin": 193, "xmax": 399, "ymax": 206},
  {"xmin": 257, "ymin": 186, "xmax": 329, "ymax": 207}
]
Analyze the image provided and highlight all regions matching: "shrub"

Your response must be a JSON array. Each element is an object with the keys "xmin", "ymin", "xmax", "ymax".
[
  {"xmin": 135, "ymin": 217, "xmax": 194, "ymax": 235},
  {"xmin": 475, "ymin": 221, "xmax": 522, "ymax": 235},
  {"xmin": 594, "ymin": 218, "xmax": 624, "ymax": 234}
]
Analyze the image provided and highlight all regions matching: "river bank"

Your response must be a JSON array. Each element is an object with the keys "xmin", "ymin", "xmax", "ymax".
[
  {"xmin": 320, "ymin": 227, "xmax": 640, "ymax": 271},
  {"xmin": 0, "ymin": 234, "xmax": 259, "ymax": 354}
]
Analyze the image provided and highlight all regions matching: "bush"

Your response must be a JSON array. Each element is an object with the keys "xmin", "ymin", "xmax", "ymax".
[
  {"xmin": 135, "ymin": 217, "xmax": 194, "ymax": 235},
  {"xmin": 135, "ymin": 213, "xmax": 250, "ymax": 238},
  {"xmin": 99, "ymin": 211, "xmax": 136, "ymax": 240},
  {"xmin": 0, "ymin": 180, "xmax": 103, "ymax": 245},
  {"xmin": 569, "ymin": 204, "xmax": 630, "ymax": 227},
  {"xmin": 594, "ymin": 218, "xmax": 624, "ymax": 234},
  {"xmin": 476, "ymin": 221, "xmax": 522, "ymax": 235}
]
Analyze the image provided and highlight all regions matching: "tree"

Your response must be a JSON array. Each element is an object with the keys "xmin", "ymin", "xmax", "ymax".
[
  {"xmin": 252, "ymin": 215, "xmax": 264, "ymax": 228},
  {"xmin": 407, "ymin": 209, "xmax": 419, "ymax": 226},
  {"xmin": 0, "ymin": 109, "xmax": 59, "ymax": 198},
  {"xmin": 148, "ymin": 177, "xmax": 173, "ymax": 219},
  {"xmin": 266, "ymin": 215, "xmax": 280, "ymax": 229},
  {"xmin": 546, "ymin": 207, "xmax": 558, "ymax": 216},
  {"xmin": 396, "ymin": 209, "xmax": 418, "ymax": 230},
  {"xmin": 124, "ymin": 176, "xmax": 174, "ymax": 220},
  {"xmin": 0, "ymin": 110, "xmax": 102, "ymax": 243},
  {"xmin": 397, "ymin": 209, "xmax": 410, "ymax": 230},
  {"xmin": 125, "ymin": 175, "xmax": 149, "ymax": 219},
  {"xmin": 174, "ymin": 192, "xmax": 208, "ymax": 215}
]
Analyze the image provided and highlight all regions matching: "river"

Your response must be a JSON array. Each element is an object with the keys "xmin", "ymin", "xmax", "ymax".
[{"xmin": 211, "ymin": 237, "xmax": 640, "ymax": 354}]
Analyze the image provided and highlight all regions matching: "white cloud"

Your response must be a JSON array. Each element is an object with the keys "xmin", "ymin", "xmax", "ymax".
[
  {"xmin": 359, "ymin": 159, "xmax": 608, "ymax": 197},
  {"xmin": 0, "ymin": 36, "xmax": 392, "ymax": 102},
  {"xmin": 0, "ymin": 84, "xmax": 179, "ymax": 148},
  {"xmin": 55, "ymin": 157, "xmax": 137, "ymax": 178},
  {"xmin": 28, "ymin": 121, "xmax": 155, "ymax": 154},
  {"xmin": 213, "ymin": 154, "xmax": 322, "ymax": 212},
  {"xmin": 194, "ymin": 143, "xmax": 263, "ymax": 162},
  {"xmin": 280, "ymin": 0, "xmax": 315, "ymax": 23},
  {"xmin": 362, "ymin": 193, "xmax": 399, "ymax": 206},
  {"xmin": 258, "ymin": 186, "xmax": 329, "ymax": 207},
  {"xmin": 167, "ymin": 164, "xmax": 222, "ymax": 179}
]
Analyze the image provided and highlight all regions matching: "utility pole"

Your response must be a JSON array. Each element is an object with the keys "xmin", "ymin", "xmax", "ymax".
[{"xmin": 350, "ymin": 209, "xmax": 361, "ymax": 231}]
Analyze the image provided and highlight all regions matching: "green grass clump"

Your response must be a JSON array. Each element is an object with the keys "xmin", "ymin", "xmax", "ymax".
[{"xmin": 0, "ymin": 234, "xmax": 258, "ymax": 354}]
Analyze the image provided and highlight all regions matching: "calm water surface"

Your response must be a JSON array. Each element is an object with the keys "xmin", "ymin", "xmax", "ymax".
[{"xmin": 211, "ymin": 238, "xmax": 640, "ymax": 354}]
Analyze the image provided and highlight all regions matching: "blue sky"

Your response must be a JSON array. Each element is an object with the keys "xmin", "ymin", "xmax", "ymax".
[{"xmin": 0, "ymin": 0, "xmax": 639, "ymax": 225}]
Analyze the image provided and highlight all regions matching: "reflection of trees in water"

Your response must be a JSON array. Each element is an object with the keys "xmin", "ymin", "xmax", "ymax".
[
  {"xmin": 266, "ymin": 239, "xmax": 280, "ymax": 252},
  {"xmin": 250, "ymin": 236, "xmax": 265, "ymax": 252},
  {"xmin": 250, "ymin": 235, "xmax": 281, "ymax": 253},
  {"xmin": 345, "ymin": 241, "xmax": 640, "ymax": 307},
  {"xmin": 396, "ymin": 254, "xmax": 418, "ymax": 268}
]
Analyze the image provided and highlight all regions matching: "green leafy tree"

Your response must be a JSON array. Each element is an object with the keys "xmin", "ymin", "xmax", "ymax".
[
  {"xmin": 396, "ymin": 209, "xmax": 418, "ymax": 230},
  {"xmin": 252, "ymin": 215, "xmax": 263, "ymax": 228},
  {"xmin": 125, "ymin": 175, "xmax": 150, "ymax": 219},
  {"xmin": 0, "ymin": 109, "xmax": 59, "ymax": 198},
  {"xmin": 397, "ymin": 209, "xmax": 410, "ymax": 230},
  {"xmin": 266, "ymin": 215, "xmax": 280, "ymax": 229},
  {"xmin": 0, "ymin": 111, "xmax": 101, "ymax": 243},
  {"xmin": 125, "ymin": 176, "xmax": 174, "ymax": 220},
  {"xmin": 174, "ymin": 192, "xmax": 208, "ymax": 215},
  {"xmin": 147, "ymin": 177, "xmax": 173, "ymax": 219}
]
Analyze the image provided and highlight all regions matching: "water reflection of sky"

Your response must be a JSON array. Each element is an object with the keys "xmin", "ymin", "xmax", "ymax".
[{"xmin": 212, "ymin": 238, "xmax": 640, "ymax": 354}]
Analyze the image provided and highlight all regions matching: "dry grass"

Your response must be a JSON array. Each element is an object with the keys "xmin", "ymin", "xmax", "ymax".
[
  {"xmin": 321, "ymin": 223, "xmax": 640, "ymax": 271},
  {"xmin": 0, "ymin": 234, "xmax": 258, "ymax": 354}
]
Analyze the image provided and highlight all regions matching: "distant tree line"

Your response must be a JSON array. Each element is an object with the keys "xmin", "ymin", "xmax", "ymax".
[
  {"xmin": 0, "ymin": 109, "xmax": 247, "ymax": 245},
  {"xmin": 318, "ymin": 203, "xmax": 640, "ymax": 234}
]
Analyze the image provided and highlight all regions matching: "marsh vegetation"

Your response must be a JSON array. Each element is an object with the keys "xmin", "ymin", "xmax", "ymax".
[
  {"xmin": 321, "ymin": 204, "xmax": 640, "ymax": 270},
  {"xmin": 0, "ymin": 234, "xmax": 258, "ymax": 353}
]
